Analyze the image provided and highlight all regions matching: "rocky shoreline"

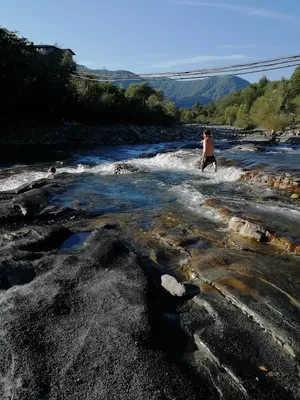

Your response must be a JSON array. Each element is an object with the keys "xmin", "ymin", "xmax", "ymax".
[
  {"xmin": 0, "ymin": 174, "xmax": 300, "ymax": 399},
  {"xmin": 2, "ymin": 121, "xmax": 300, "ymax": 165},
  {"xmin": 1, "ymin": 121, "xmax": 299, "ymax": 147},
  {"xmin": 1, "ymin": 125, "xmax": 300, "ymax": 399},
  {"xmin": 0, "ymin": 123, "xmax": 201, "ymax": 164}
]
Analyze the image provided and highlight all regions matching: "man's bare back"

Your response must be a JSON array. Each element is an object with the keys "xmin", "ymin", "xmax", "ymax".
[
  {"xmin": 200, "ymin": 130, "xmax": 217, "ymax": 172},
  {"xmin": 203, "ymin": 137, "xmax": 214, "ymax": 156}
]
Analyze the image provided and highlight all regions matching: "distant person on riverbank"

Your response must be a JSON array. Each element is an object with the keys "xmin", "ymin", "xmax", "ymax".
[
  {"xmin": 270, "ymin": 129, "xmax": 279, "ymax": 145},
  {"xmin": 47, "ymin": 166, "xmax": 56, "ymax": 179},
  {"xmin": 201, "ymin": 130, "xmax": 217, "ymax": 172}
]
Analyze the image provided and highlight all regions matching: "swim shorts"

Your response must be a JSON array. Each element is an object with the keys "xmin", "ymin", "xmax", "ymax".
[{"xmin": 202, "ymin": 155, "xmax": 216, "ymax": 170}]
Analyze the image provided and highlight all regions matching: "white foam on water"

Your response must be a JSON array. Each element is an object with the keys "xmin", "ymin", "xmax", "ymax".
[
  {"xmin": 201, "ymin": 166, "xmax": 244, "ymax": 184},
  {"xmin": 0, "ymin": 149, "xmax": 243, "ymax": 192},
  {"xmin": 169, "ymin": 183, "xmax": 227, "ymax": 223},
  {"xmin": 265, "ymin": 145, "xmax": 300, "ymax": 154},
  {"xmin": 130, "ymin": 150, "xmax": 200, "ymax": 171},
  {"xmin": 129, "ymin": 151, "xmax": 244, "ymax": 185},
  {"xmin": 0, "ymin": 171, "xmax": 47, "ymax": 192},
  {"xmin": 252, "ymin": 203, "xmax": 300, "ymax": 221}
]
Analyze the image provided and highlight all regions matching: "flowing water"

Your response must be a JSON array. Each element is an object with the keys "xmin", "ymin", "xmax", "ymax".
[
  {"xmin": 1, "ymin": 140, "xmax": 300, "ymax": 236},
  {"xmin": 1, "ymin": 138, "xmax": 300, "ymax": 398}
]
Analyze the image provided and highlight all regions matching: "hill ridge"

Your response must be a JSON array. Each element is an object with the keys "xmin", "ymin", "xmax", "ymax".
[{"xmin": 76, "ymin": 65, "xmax": 250, "ymax": 106}]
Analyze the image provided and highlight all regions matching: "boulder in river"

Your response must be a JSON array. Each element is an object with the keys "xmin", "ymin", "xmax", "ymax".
[{"xmin": 229, "ymin": 217, "xmax": 269, "ymax": 242}]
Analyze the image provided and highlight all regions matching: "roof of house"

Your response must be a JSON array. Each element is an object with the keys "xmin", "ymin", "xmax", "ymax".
[
  {"xmin": 64, "ymin": 48, "xmax": 76, "ymax": 55},
  {"xmin": 33, "ymin": 45, "xmax": 76, "ymax": 55}
]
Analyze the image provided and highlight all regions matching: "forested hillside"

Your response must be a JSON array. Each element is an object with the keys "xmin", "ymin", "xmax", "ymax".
[{"xmin": 185, "ymin": 72, "xmax": 300, "ymax": 130}]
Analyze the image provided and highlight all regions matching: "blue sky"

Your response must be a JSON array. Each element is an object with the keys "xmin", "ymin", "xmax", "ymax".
[{"xmin": 1, "ymin": 0, "xmax": 300, "ymax": 82}]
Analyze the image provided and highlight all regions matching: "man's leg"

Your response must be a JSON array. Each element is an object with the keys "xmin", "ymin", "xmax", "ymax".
[
  {"xmin": 213, "ymin": 160, "xmax": 217, "ymax": 172},
  {"xmin": 201, "ymin": 158, "xmax": 208, "ymax": 172}
]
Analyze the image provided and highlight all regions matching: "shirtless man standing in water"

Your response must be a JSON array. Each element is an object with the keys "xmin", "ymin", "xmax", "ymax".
[{"xmin": 200, "ymin": 129, "xmax": 217, "ymax": 172}]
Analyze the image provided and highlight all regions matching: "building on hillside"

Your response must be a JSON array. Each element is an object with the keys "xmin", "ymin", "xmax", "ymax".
[{"xmin": 33, "ymin": 45, "xmax": 75, "ymax": 60}]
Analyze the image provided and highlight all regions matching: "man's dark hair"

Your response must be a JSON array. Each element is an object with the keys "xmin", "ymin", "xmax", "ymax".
[
  {"xmin": 203, "ymin": 129, "xmax": 211, "ymax": 137},
  {"xmin": 49, "ymin": 166, "xmax": 56, "ymax": 174}
]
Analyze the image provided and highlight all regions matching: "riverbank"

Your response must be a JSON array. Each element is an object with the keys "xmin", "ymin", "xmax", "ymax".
[
  {"xmin": 0, "ymin": 122, "xmax": 203, "ymax": 164},
  {"xmin": 1, "ymin": 122, "xmax": 204, "ymax": 145},
  {"xmin": 2, "ymin": 121, "xmax": 300, "ymax": 145},
  {"xmin": 3, "ymin": 121, "xmax": 299, "ymax": 165}
]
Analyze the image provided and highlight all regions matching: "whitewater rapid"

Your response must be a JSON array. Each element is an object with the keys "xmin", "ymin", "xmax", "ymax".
[{"xmin": 0, "ymin": 149, "xmax": 243, "ymax": 192}]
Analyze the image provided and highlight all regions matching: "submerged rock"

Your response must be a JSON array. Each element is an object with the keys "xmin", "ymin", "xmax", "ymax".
[
  {"xmin": 231, "ymin": 143, "xmax": 265, "ymax": 152},
  {"xmin": 114, "ymin": 163, "xmax": 139, "ymax": 174}
]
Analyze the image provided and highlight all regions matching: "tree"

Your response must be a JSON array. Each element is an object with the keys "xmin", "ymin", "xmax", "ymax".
[
  {"xmin": 164, "ymin": 102, "xmax": 179, "ymax": 120},
  {"xmin": 192, "ymin": 101, "xmax": 203, "ymax": 114},
  {"xmin": 241, "ymin": 85, "xmax": 258, "ymax": 110},
  {"xmin": 125, "ymin": 82, "xmax": 155, "ymax": 105},
  {"xmin": 235, "ymin": 104, "xmax": 251, "ymax": 128},
  {"xmin": 180, "ymin": 108, "xmax": 194, "ymax": 123},
  {"xmin": 289, "ymin": 67, "xmax": 300, "ymax": 98},
  {"xmin": 250, "ymin": 96, "xmax": 289, "ymax": 130},
  {"xmin": 0, "ymin": 26, "xmax": 76, "ymax": 122},
  {"xmin": 257, "ymin": 76, "xmax": 269, "ymax": 93},
  {"xmin": 146, "ymin": 94, "xmax": 163, "ymax": 111},
  {"xmin": 224, "ymin": 105, "xmax": 238, "ymax": 126}
]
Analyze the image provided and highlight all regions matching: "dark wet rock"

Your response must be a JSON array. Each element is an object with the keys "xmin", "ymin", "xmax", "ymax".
[
  {"xmin": 189, "ymin": 248, "xmax": 300, "ymax": 357},
  {"xmin": 0, "ymin": 178, "xmax": 84, "ymax": 225},
  {"xmin": 281, "ymin": 136, "xmax": 300, "ymax": 145},
  {"xmin": 0, "ymin": 229, "xmax": 204, "ymax": 400},
  {"xmin": 0, "ymin": 261, "xmax": 36, "ymax": 290},
  {"xmin": 114, "ymin": 163, "xmax": 139, "ymax": 174},
  {"xmin": 11, "ymin": 189, "xmax": 49, "ymax": 216},
  {"xmin": 235, "ymin": 134, "xmax": 274, "ymax": 145},
  {"xmin": 0, "ymin": 204, "xmax": 299, "ymax": 399},
  {"xmin": 138, "ymin": 151, "xmax": 160, "ymax": 158},
  {"xmin": 231, "ymin": 143, "xmax": 265, "ymax": 152}
]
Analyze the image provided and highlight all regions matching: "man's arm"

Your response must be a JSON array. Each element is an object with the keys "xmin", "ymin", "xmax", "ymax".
[{"xmin": 202, "ymin": 139, "xmax": 207, "ymax": 159}]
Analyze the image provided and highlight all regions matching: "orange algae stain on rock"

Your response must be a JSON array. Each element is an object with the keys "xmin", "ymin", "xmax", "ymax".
[
  {"xmin": 216, "ymin": 276, "xmax": 260, "ymax": 297},
  {"xmin": 202, "ymin": 199, "xmax": 218, "ymax": 207},
  {"xmin": 198, "ymin": 281, "xmax": 219, "ymax": 295},
  {"xmin": 268, "ymin": 235, "xmax": 297, "ymax": 253},
  {"xmin": 294, "ymin": 246, "xmax": 300, "ymax": 255}
]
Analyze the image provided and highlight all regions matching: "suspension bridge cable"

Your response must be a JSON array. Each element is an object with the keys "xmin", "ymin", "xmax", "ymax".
[
  {"xmin": 75, "ymin": 53, "xmax": 300, "ymax": 81},
  {"xmin": 72, "ymin": 61, "xmax": 300, "ymax": 82}
]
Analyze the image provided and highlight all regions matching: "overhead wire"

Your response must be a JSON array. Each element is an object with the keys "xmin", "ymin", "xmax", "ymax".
[{"xmin": 73, "ymin": 53, "xmax": 300, "ymax": 82}]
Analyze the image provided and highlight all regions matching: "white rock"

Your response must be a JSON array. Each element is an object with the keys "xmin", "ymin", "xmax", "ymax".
[
  {"xmin": 161, "ymin": 275, "xmax": 186, "ymax": 297},
  {"xmin": 229, "ymin": 217, "xmax": 269, "ymax": 242}
]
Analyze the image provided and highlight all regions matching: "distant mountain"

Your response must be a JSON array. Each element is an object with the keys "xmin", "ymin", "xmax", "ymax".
[
  {"xmin": 76, "ymin": 65, "xmax": 250, "ymax": 107},
  {"xmin": 149, "ymin": 76, "xmax": 250, "ymax": 107},
  {"xmin": 77, "ymin": 65, "xmax": 137, "ymax": 77}
]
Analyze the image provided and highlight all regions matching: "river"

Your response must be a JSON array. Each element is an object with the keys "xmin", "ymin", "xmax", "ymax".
[{"xmin": 0, "ymin": 137, "xmax": 299, "ymax": 399}]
